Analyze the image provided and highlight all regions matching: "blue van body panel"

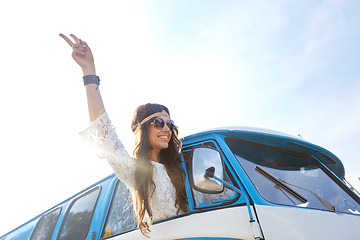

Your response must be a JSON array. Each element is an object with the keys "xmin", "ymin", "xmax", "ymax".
[{"xmin": 182, "ymin": 128, "xmax": 345, "ymax": 179}]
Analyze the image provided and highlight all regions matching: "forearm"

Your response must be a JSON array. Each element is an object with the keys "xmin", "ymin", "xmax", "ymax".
[
  {"xmin": 81, "ymin": 65, "xmax": 105, "ymax": 121},
  {"xmin": 85, "ymin": 83, "xmax": 105, "ymax": 122}
]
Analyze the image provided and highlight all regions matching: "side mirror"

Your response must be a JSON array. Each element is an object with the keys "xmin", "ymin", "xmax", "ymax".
[{"xmin": 189, "ymin": 146, "xmax": 225, "ymax": 194}]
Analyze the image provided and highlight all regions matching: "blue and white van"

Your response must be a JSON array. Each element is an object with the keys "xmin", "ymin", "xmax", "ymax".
[{"xmin": 1, "ymin": 127, "xmax": 359, "ymax": 240}]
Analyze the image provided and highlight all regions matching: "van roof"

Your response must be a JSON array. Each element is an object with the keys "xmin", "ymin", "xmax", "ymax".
[{"xmin": 182, "ymin": 127, "xmax": 345, "ymax": 179}]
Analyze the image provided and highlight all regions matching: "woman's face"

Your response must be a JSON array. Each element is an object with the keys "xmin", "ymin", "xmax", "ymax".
[{"xmin": 147, "ymin": 111, "xmax": 172, "ymax": 152}]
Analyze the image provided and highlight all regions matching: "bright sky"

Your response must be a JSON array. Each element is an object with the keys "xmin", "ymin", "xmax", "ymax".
[{"xmin": 1, "ymin": 0, "xmax": 359, "ymax": 236}]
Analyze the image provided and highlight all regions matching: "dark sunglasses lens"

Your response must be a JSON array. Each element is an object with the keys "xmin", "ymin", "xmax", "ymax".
[
  {"xmin": 167, "ymin": 120, "xmax": 177, "ymax": 131},
  {"xmin": 153, "ymin": 118, "xmax": 165, "ymax": 129}
]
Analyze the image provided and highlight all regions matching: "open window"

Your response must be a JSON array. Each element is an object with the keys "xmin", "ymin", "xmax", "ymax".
[{"xmin": 183, "ymin": 141, "xmax": 237, "ymax": 208}]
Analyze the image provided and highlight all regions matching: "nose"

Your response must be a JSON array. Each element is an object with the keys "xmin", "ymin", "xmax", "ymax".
[{"xmin": 163, "ymin": 123, "xmax": 171, "ymax": 131}]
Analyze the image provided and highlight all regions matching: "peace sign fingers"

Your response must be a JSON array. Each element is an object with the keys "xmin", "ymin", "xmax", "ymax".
[
  {"xmin": 59, "ymin": 33, "xmax": 76, "ymax": 47},
  {"xmin": 70, "ymin": 34, "xmax": 80, "ymax": 44},
  {"xmin": 59, "ymin": 33, "xmax": 95, "ymax": 75}
]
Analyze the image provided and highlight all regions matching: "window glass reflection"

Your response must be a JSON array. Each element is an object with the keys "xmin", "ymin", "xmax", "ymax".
[
  {"xmin": 58, "ymin": 187, "xmax": 100, "ymax": 240},
  {"xmin": 30, "ymin": 207, "xmax": 61, "ymax": 240},
  {"xmin": 226, "ymin": 138, "xmax": 360, "ymax": 214},
  {"xmin": 183, "ymin": 142, "xmax": 236, "ymax": 208},
  {"xmin": 101, "ymin": 180, "xmax": 136, "ymax": 238}
]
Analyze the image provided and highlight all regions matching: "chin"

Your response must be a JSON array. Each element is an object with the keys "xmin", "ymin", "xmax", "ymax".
[{"xmin": 160, "ymin": 143, "xmax": 169, "ymax": 149}]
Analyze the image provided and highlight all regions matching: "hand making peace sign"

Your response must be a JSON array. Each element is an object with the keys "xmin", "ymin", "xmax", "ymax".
[{"xmin": 59, "ymin": 33, "xmax": 96, "ymax": 75}]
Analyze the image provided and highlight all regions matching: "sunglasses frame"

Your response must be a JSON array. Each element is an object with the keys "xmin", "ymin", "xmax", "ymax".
[{"xmin": 149, "ymin": 117, "xmax": 178, "ymax": 131}]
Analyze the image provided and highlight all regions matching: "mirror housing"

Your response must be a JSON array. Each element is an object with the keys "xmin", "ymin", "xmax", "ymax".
[{"xmin": 189, "ymin": 146, "xmax": 225, "ymax": 194}]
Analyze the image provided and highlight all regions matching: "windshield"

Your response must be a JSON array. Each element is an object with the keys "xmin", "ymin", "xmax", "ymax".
[{"xmin": 226, "ymin": 138, "xmax": 360, "ymax": 215}]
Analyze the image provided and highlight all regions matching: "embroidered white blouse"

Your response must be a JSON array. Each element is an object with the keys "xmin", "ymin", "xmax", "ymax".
[{"xmin": 80, "ymin": 112, "xmax": 179, "ymax": 222}]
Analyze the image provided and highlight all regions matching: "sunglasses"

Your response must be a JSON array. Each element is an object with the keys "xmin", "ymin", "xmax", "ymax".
[{"xmin": 150, "ymin": 117, "xmax": 177, "ymax": 131}]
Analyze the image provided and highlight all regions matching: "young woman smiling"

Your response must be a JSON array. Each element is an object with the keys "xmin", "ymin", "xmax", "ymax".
[{"xmin": 60, "ymin": 33, "xmax": 188, "ymax": 236}]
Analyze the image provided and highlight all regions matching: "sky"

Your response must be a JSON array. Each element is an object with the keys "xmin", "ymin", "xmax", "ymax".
[{"xmin": 1, "ymin": 0, "xmax": 360, "ymax": 236}]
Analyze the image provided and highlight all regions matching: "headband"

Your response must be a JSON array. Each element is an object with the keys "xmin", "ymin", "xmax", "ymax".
[{"xmin": 139, "ymin": 112, "xmax": 171, "ymax": 125}]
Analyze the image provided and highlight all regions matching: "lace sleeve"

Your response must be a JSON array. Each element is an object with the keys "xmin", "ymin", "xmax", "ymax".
[
  {"xmin": 193, "ymin": 187, "xmax": 235, "ymax": 206},
  {"xmin": 80, "ymin": 112, "xmax": 135, "ymax": 189}
]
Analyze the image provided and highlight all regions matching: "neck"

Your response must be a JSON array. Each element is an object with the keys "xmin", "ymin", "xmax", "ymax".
[{"xmin": 149, "ymin": 148, "xmax": 160, "ymax": 163}]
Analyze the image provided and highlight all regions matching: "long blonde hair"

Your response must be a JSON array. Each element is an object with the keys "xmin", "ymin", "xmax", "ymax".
[{"xmin": 131, "ymin": 103, "xmax": 188, "ymax": 236}]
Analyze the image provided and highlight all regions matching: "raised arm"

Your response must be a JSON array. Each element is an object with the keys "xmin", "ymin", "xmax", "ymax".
[{"xmin": 59, "ymin": 33, "xmax": 105, "ymax": 121}]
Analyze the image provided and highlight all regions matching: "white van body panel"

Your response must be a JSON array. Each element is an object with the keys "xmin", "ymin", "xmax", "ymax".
[
  {"xmin": 255, "ymin": 204, "xmax": 359, "ymax": 239},
  {"xmin": 108, "ymin": 206, "xmax": 254, "ymax": 240}
]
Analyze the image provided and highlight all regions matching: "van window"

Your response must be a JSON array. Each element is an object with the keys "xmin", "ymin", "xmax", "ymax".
[
  {"xmin": 101, "ymin": 180, "xmax": 136, "ymax": 238},
  {"xmin": 183, "ymin": 142, "xmax": 236, "ymax": 208},
  {"xmin": 57, "ymin": 187, "xmax": 100, "ymax": 240},
  {"xmin": 226, "ymin": 138, "xmax": 360, "ymax": 214},
  {"xmin": 30, "ymin": 207, "xmax": 61, "ymax": 240}
]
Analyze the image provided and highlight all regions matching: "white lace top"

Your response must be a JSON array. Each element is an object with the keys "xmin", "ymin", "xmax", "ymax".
[{"xmin": 80, "ymin": 112, "xmax": 179, "ymax": 222}]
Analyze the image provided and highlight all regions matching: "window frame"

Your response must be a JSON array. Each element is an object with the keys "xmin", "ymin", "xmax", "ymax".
[
  {"xmin": 182, "ymin": 139, "xmax": 241, "ymax": 211},
  {"xmin": 29, "ymin": 206, "xmax": 62, "ymax": 240},
  {"xmin": 100, "ymin": 179, "xmax": 136, "ymax": 239},
  {"xmin": 56, "ymin": 186, "xmax": 101, "ymax": 240},
  {"xmin": 225, "ymin": 136, "xmax": 360, "ymax": 212}
]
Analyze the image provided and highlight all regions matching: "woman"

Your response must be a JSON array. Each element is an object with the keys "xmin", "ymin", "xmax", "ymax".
[{"xmin": 59, "ymin": 33, "xmax": 188, "ymax": 236}]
